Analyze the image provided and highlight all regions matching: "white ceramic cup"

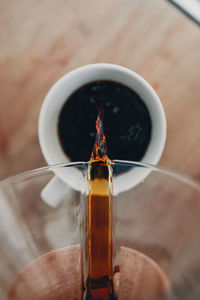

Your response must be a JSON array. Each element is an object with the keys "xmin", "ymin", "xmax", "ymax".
[{"xmin": 38, "ymin": 63, "xmax": 166, "ymax": 206}]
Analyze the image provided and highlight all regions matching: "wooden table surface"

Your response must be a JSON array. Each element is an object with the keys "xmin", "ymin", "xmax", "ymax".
[{"xmin": 0, "ymin": 0, "xmax": 200, "ymax": 180}]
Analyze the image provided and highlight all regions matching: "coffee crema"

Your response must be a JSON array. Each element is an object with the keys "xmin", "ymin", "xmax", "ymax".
[{"xmin": 58, "ymin": 80, "xmax": 151, "ymax": 162}]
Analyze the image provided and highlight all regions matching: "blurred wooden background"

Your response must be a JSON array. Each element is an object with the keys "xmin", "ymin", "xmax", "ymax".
[{"xmin": 0, "ymin": 0, "xmax": 200, "ymax": 180}]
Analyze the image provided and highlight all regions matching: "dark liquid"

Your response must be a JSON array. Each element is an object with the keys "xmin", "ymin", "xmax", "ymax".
[{"xmin": 58, "ymin": 81, "xmax": 151, "ymax": 163}]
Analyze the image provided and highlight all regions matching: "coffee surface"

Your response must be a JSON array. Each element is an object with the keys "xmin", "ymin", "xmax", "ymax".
[{"xmin": 58, "ymin": 81, "xmax": 151, "ymax": 162}]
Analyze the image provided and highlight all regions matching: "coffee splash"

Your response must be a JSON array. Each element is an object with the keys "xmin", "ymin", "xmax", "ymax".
[
  {"xmin": 90, "ymin": 109, "xmax": 108, "ymax": 161},
  {"xmin": 85, "ymin": 109, "xmax": 114, "ymax": 300}
]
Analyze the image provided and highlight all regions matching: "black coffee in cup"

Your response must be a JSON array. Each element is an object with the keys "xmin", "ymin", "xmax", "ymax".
[{"xmin": 58, "ymin": 80, "xmax": 151, "ymax": 162}]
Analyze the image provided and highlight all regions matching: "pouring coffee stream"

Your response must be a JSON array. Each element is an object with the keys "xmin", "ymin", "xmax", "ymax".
[
  {"xmin": 86, "ymin": 109, "xmax": 114, "ymax": 299},
  {"xmin": 85, "ymin": 110, "xmax": 171, "ymax": 300}
]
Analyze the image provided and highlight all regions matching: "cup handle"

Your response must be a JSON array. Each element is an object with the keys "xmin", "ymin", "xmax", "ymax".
[{"xmin": 41, "ymin": 176, "xmax": 72, "ymax": 208}]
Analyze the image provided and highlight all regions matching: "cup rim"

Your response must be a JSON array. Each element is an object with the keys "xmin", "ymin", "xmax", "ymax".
[
  {"xmin": 38, "ymin": 63, "xmax": 166, "ymax": 162},
  {"xmin": 38, "ymin": 63, "xmax": 167, "ymax": 194}
]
